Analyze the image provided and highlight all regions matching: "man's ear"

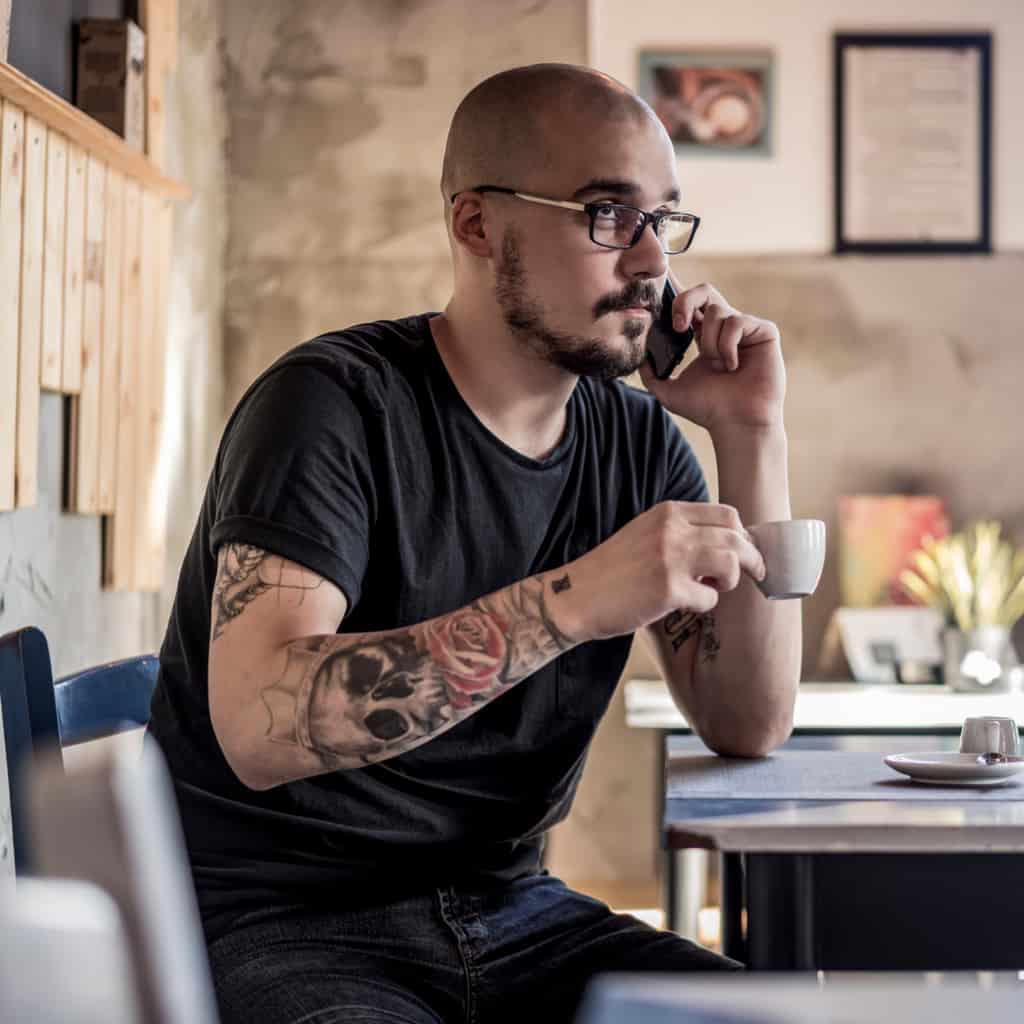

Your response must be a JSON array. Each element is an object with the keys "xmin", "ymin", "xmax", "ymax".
[{"xmin": 450, "ymin": 194, "xmax": 494, "ymax": 259}]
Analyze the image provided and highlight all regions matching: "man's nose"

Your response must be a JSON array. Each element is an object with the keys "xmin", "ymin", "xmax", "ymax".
[{"xmin": 625, "ymin": 219, "xmax": 669, "ymax": 279}]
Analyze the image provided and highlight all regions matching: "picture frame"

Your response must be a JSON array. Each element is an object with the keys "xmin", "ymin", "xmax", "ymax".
[
  {"xmin": 637, "ymin": 49, "xmax": 773, "ymax": 157},
  {"xmin": 834, "ymin": 33, "xmax": 992, "ymax": 254}
]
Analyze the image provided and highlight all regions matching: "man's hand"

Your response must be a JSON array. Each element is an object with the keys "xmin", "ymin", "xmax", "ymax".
[
  {"xmin": 554, "ymin": 501, "xmax": 766, "ymax": 643},
  {"xmin": 638, "ymin": 277, "xmax": 786, "ymax": 433}
]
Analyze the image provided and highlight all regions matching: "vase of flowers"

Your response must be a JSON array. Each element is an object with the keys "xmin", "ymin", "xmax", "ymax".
[{"xmin": 899, "ymin": 521, "xmax": 1024, "ymax": 692}]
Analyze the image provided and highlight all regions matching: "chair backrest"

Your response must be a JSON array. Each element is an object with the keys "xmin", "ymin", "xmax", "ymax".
[
  {"xmin": 0, "ymin": 626, "xmax": 61, "ymax": 872},
  {"xmin": 0, "ymin": 625, "xmax": 158, "ymax": 873},
  {"xmin": 28, "ymin": 742, "xmax": 221, "ymax": 1024},
  {"xmin": 54, "ymin": 651, "xmax": 159, "ymax": 747},
  {"xmin": 0, "ymin": 693, "xmax": 15, "ymax": 895}
]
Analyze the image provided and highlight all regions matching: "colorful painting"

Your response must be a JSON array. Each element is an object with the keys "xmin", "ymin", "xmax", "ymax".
[
  {"xmin": 839, "ymin": 495, "xmax": 951, "ymax": 607},
  {"xmin": 637, "ymin": 50, "xmax": 773, "ymax": 156}
]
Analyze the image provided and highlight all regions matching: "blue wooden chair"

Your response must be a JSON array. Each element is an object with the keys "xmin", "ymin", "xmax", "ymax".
[{"xmin": 0, "ymin": 625, "xmax": 158, "ymax": 873}]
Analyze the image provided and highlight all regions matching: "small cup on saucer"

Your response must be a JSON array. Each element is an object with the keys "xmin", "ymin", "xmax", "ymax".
[{"xmin": 959, "ymin": 716, "xmax": 1020, "ymax": 756}]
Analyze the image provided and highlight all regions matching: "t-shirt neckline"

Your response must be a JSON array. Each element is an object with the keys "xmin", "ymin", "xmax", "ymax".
[{"xmin": 416, "ymin": 314, "xmax": 578, "ymax": 471}]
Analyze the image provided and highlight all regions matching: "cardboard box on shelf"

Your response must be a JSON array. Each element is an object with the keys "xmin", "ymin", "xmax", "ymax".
[{"xmin": 75, "ymin": 19, "xmax": 146, "ymax": 151}]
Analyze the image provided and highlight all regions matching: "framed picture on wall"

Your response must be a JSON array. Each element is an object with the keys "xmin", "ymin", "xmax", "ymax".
[
  {"xmin": 637, "ymin": 50, "xmax": 773, "ymax": 156},
  {"xmin": 835, "ymin": 33, "xmax": 992, "ymax": 254}
]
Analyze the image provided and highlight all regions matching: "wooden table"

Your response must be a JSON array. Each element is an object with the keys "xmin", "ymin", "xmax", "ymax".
[
  {"xmin": 665, "ymin": 744, "xmax": 1024, "ymax": 971},
  {"xmin": 626, "ymin": 679, "xmax": 1024, "ymax": 934}
]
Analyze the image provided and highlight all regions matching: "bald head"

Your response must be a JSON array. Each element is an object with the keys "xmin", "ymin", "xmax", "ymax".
[{"xmin": 440, "ymin": 64, "xmax": 658, "ymax": 213}]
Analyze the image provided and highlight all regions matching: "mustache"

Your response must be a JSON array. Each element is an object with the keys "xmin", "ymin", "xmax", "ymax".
[{"xmin": 593, "ymin": 281, "xmax": 662, "ymax": 319}]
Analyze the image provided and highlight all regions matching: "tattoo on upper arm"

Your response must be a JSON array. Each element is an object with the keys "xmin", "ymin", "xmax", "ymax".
[
  {"xmin": 663, "ymin": 609, "xmax": 721, "ymax": 663},
  {"xmin": 211, "ymin": 543, "xmax": 324, "ymax": 642},
  {"xmin": 551, "ymin": 574, "xmax": 572, "ymax": 594},
  {"xmin": 259, "ymin": 575, "xmax": 575, "ymax": 770}
]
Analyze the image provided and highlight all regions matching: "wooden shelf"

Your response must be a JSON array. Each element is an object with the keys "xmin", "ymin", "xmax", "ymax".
[
  {"xmin": 2, "ymin": 23, "xmax": 183, "ymax": 589},
  {"xmin": 0, "ymin": 60, "xmax": 188, "ymax": 199}
]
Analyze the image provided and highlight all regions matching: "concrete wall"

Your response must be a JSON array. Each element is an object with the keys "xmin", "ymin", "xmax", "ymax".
[
  {"xmin": 221, "ymin": 0, "xmax": 589, "ymax": 406},
  {"xmin": 157, "ymin": 0, "xmax": 228, "ymax": 630},
  {"xmin": 0, "ymin": 0, "xmax": 227, "ymax": 677}
]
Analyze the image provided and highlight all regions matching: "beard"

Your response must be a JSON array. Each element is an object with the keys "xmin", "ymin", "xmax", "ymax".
[{"xmin": 494, "ymin": 228, "xmax": 652, "ymax": 380}]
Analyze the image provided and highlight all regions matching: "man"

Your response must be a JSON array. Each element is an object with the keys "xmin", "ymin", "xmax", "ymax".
[{"xmin": 148, "ymin": 63, "xmax": 800, "ymax": 1023}]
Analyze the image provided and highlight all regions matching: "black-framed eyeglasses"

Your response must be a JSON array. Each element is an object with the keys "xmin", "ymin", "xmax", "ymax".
[{"xmin": 450, "ymin": 185, "xmax": 701, "ymax": 255}]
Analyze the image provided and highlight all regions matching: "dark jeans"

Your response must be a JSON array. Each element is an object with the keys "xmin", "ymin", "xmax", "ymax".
[{"xmin": 208, "ymin": 872, "xmax": 740, "ymax": 1024}]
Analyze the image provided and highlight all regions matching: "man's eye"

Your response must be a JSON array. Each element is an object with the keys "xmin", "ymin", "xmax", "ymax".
[{"xmin": 593, "ymin": 204, "xmax": 619, "ymax": 221}]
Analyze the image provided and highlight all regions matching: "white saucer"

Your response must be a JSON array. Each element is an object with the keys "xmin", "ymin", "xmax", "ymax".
[{"xmin": 884, "ymin": 752, "xmax": 1024, "ymax": 786}]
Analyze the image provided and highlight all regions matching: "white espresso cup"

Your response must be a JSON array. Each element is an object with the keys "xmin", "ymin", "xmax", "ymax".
[
  {"xmin": 747, "ymin": 519, "xmax": 827, "ymax": 601},
  {"xmin": 959, "ymin": 716, "xmax": 1020, "ymax": 755}
]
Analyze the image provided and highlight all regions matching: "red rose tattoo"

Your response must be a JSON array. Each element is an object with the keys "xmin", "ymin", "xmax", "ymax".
[{"xmin": 426, "ymin": 608, "xmax": 510, "ymax": 708}]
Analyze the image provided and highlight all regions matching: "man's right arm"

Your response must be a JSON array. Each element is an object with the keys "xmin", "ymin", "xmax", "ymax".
[
  {"xmin": 208, "ymin": 542, "xmax": 582, "ymax": 790},
  {"xmin": 209, "ymin": 502, "xmax": 766, "ymax": 790}
]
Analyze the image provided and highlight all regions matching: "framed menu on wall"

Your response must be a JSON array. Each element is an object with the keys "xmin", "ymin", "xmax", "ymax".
[{"xmin": 834, "ymin": 33, "xmax": 992, "ymax": 254}]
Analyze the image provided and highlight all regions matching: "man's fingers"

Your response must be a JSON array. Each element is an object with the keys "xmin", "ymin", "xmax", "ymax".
[
  {"xmin": 718, "ymin": 315, "xmax": 745, "ymax": 372},
  {"xmin": 665, "ymin": 504, "xmax": 767, "ymax": 581},
  {"xmin": 673, "ymin": 282, "xmax": 726, "ymax": 331},
  {"xmin": 692, "ymin": 550, "xmax": 741, "ymax": 592},
  {"xmin": 670, "ymin": 501, "xmax": 743, "ymax": 530},
  {"xmin": 700, "ymin": 304, "xmax": 739, "ymax": 373},
  {"xmin": 696, "ymin": 528, "xmax": 766, "ymax": 583}
]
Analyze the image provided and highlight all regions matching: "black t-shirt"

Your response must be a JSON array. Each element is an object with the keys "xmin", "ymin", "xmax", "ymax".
[{"xmin": 148, "ymin": 315, "xmax": 707, "ymax": 938}]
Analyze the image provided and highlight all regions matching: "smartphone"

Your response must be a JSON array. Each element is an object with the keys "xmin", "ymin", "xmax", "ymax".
[{"xmin": 645, "ymin": 278, "xmax": 694, "ymax": 380}]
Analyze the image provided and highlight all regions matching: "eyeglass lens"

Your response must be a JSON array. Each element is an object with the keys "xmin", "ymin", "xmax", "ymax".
[{"xmin": 590, "ymin": 205, "xmax": 695, "ymax": 253}]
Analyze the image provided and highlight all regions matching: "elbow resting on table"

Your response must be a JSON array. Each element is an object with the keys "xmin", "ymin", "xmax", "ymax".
[{"xmin": 699, "ymin": 709, "xmax": 795, "ymax": 759}]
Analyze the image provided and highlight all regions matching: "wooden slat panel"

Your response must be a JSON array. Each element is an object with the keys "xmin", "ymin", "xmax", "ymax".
[
  {"xmin": 133, "ymin": 191, "xmax": 159, "ymax": 589},
  {"xmin": 72, "ymin": 155, "xmax": 106, "ymax": 514},
  {"xmin": 140, "ymin": 1, "xmax": 179, "ymax": 72},
  {"xmin": 15, "ymin": 115, "xmax": 46, "ymax": 507},
  {"xmin": 61, "ymin": 142, "xmax": 86, "ymax": 394},
  {"xmin": 104, "ymin": 180, "xmax": 141, "ymax": 590},
  {"xmin": 0, "ymin": 62, "xmax": 188, "ymax": 198},
  {"xmin": 142, "ymin": 198, "xmax": 172, "ymax": 589},
  {"xmin": 40, "ymin": 131, "xmax": 67, "ymax": 391},
  {"xmin": 98, "ymin": 169, "xmax": 123, "ymax": 512},
  {"xmin": 0, "ymin": 100, "xmax": 25, "ymax": 512},
  {"xmin": 1, "ymin": 0, "xmax": 11, "ymax": 64},
  {"xmin": 140, "ymin": 0, "xmax": 175, "ymax": 169}
]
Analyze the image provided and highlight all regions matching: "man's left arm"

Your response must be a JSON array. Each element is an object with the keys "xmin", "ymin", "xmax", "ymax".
[
  {"xmin": 644, "ymin": 423, "xmax": 800, "ymax": 756},
  {"xmin": 638, "ymin": 279, "xmax": 802, "ymax": 757}
]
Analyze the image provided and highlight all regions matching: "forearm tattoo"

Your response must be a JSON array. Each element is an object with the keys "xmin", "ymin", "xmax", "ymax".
[
  {"xmin": 211, "ymin": 543, "xmax": 324, "ymax": 641},
  {"xmin": 213, "ymin": 555, "xmax": 576, "ymax": 769},
  {"xmin": 699, "ymin": 612, "xmax": 721, "ymax": 662},
  {"xmin": 663, "ymin": 609, "xmax": 720, "ymax": 664},
  {"xmin": 664, "ymin": 610, "xmax": 700, "ymax": 653}
]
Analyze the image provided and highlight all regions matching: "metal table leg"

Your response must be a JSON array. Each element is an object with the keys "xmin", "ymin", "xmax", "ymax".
[{"xmin": 669, "ymin": 848, "xmax": 708, "ymax": 941}]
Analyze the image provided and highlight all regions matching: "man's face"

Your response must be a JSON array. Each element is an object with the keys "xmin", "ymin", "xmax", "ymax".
[{"xmin": 491, "ymin": 110, "xmax": 680, "ymax": 380}]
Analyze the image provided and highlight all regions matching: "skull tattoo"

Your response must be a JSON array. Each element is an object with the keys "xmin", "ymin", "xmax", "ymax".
[{"xmin": 300, "ymin": 636, "xmax": 452, "ymax": 763}]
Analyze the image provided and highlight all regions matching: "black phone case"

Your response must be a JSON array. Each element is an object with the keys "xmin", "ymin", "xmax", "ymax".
[{"xmin": 645, "ymin": 279, "xmax": 694, "ymax": 380}]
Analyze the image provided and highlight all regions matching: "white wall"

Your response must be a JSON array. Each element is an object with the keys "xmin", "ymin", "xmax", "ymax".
[{"xmin": 588, "ymin": 0, "xmax": 1024, "ymax": 252}]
